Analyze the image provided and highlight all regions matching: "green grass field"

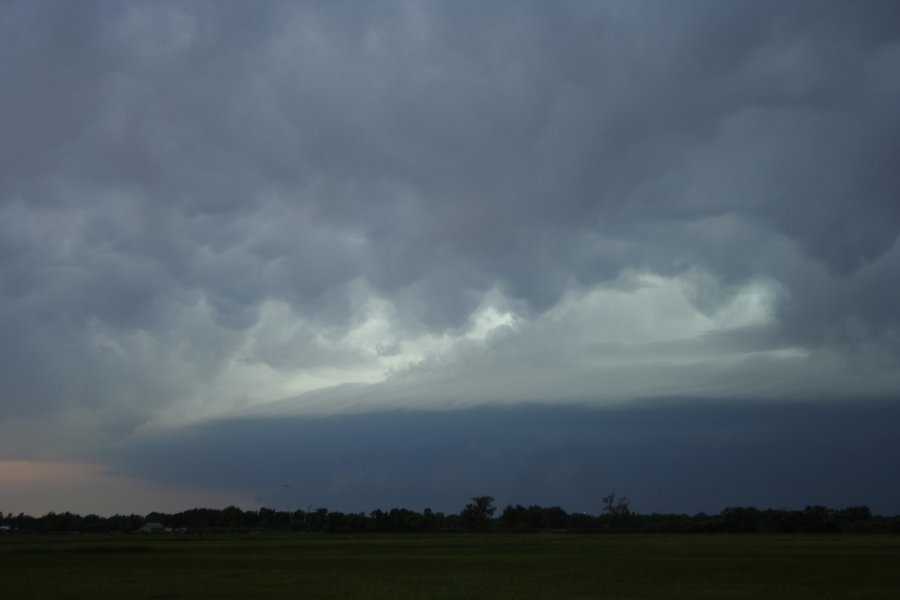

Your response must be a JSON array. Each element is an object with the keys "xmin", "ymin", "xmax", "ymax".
[{"xmin": 2, "ymin": 533, "xmax": 898, "ymax": 599}]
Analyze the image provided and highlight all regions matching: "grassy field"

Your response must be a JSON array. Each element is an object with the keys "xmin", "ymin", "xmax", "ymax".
[{"xmin": 1, "ymin": 533, "xmax": 899, "ymax": 599}]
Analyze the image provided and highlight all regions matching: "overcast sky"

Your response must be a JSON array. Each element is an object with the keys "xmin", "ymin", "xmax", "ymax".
[{"xmin": 1, "ymin": 0, "xmax": 899, "ymax": 517}]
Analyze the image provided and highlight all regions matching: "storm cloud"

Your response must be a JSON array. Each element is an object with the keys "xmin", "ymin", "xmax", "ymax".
[
  {"xmin": 114, "ymin": 400, "xmax": 900, "ymax": 515},
  {"xmin": 1, "ymin": 1, "xmax": 898, "ymax": 513}
]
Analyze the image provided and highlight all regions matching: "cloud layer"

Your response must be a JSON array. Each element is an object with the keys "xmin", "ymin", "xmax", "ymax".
[
  {"xmin": 114, "ymin": 400, "xmax": 900, "ymax": 515},
  {"xmin": 1, "ymin": 1, "xmax": 899, "ymax": 476}
]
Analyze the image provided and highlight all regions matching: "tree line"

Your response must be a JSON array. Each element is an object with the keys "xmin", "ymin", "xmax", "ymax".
[{"xmin": 1, "ymin": 496, "xmax": 897, "ymax": 534}]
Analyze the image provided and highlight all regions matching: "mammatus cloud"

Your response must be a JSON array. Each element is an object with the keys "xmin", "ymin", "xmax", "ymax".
[{"xmin": 1, "ymin": 1, "xmax": 898, "ymax": 477}]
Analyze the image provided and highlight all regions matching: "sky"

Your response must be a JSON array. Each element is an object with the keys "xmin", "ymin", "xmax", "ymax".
[{"xmin": 1, "ymin": 0, "xmax": 899, "ymax": 517}]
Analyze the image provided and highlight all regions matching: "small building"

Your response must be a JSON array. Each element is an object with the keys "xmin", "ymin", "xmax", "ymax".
[{"xmin": 140, "ymin": 522, "xmax": 167, "ymax": 533}]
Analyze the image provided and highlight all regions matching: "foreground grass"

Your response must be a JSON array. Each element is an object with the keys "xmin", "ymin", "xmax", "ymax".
[{"xmin": 1, "ymin": 533, "xmax": 899, "ymax": 599}]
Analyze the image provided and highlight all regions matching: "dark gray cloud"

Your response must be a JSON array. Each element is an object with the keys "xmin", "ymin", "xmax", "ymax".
[
  {"xmin": 114, "ymin": 399, "xmax": 900, "ymax": 515},
  {"xmin": 0, "ymin": 0, "xmax": 899, "ymax": 473}
]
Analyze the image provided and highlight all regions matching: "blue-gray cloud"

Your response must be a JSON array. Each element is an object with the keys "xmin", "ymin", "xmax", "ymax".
[
  {"xmin": 0, "ymin": 0, "xmax": 899, "ymax": 465},
  {"xmin": 113, "ymin": 399, "xmax": 900, "ymax": 515}
]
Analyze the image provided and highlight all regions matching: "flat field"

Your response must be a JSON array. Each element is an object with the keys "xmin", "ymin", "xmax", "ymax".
[{"xmin": 1, "ymin": 533, "xmax": 898, "ymax": 599}]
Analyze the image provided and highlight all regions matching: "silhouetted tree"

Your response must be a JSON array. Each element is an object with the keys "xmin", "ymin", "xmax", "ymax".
[
  {"xmin": 422, "ymin": 508, "xmax": 443, "ymax": 531},
  {"xmin": 499, "ymin": 504, "xmax": 527, "ymax": 530},
  {"xmin": 800, "ymin": 505, "xmax": 838, "ymax": 533},
  {"xmin": 721, "ymin": 506, "xmax": 761, "ymax": 532},
  {"xmin": 461, "ymin": 496, "xmax": 496, "ymax": 531},
  {"xmin": 3, "ymin": 500, "xmax": 895, "ymax": 535},
  {"xmin": 602, "ymin": 494, "xmax": 631, "ymax": 528}
]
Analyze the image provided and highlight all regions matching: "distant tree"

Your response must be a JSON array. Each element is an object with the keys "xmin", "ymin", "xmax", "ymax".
[
  {"xmin": 539, "ymin": 506, "xmax": 569, "ymax": 530},
  {"xmin": 837, "ymin": 505, "xmax": 871, "ymax": 522},
  {"xmin": 369, "ymin": 509, "xmax": 387, "ymax": 531},
  {"xmin": 461, "ymin": 496, "xmax": 496, "ymax": 531},
  {"xmin": 764, "ymin": 509, "xmax": 801, "ymax": 533},
  {"xmin": 422, "ymin": 508, "xmax": 443, "ymax": 531},
  {"xmin": 834, "ymin": 506, "xmax": 872, "ymax": 533},
  {"xmin": 721, "ymin": 506, "xmax": 761, "ymax": 533},
  {"xmin": 499, "ymin": 504, "xmax": 527, "ymax": 530},
  {"xmin": 305, "ymin": 507, "xmax": 328, "ymax": 531},
  {"xmin": 290, "ymin": 510, "xmax": 306, "ymax": 531},
  {"xmin": 800, "ymin": 505, "xmax": 838, "ymax": 533},
  {"xmin": 602, "ymin": 494, "xmax": 631, "ymax": 527}
]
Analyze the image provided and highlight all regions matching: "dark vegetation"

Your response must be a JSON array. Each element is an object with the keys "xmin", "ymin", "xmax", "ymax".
[
  {"xmin": 3, "ymin": 534, "xmax": 900, "ymax": 599},
  {"xmin": 2, "ymin": 495, "xmax": 897, "ymax": 534}
]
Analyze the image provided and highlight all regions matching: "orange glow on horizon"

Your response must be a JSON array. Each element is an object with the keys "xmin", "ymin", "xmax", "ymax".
[
  {"xmin": 0, "ymin": 460, "xmax": 255, "ymax": 516},
  {"xmin": 0, "ymin": 460, "xmax": 105, "ymax": 483}
]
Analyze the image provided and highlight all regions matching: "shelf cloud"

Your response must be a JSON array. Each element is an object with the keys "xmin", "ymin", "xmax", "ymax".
[{"xmin": 1, "ymin": 1, "xmax": 898, "ymax": 515}]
